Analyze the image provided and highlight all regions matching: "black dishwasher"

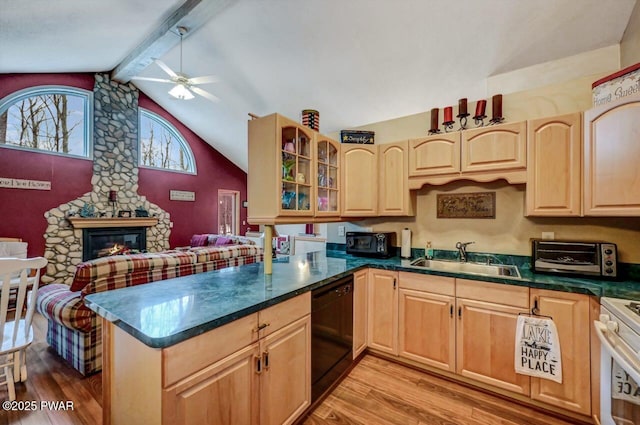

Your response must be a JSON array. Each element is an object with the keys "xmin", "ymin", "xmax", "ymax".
[{"xmin": 311, "ymin": 275, "xmax": 353, "ymax": 402}]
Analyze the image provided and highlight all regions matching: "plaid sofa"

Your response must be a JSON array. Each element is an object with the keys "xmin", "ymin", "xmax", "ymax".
[{"xmin": 36, "ymin": 243, "xmax": 263, "ymax": 375}]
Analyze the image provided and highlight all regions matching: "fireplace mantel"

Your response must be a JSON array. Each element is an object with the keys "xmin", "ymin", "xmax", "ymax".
[{"xmin": 68, "ymin": 217, "xmax": 159, "ymax": 229}]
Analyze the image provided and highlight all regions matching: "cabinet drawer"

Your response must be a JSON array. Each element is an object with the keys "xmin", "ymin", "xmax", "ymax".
[
  {"xmin": 398, "ymin": 272, "xmax": 455, "ymax": 296},
  {"xmin": 258, "ymin": 292, "xmax": 311, "ymax": 338},
  {"xmin": 456, "ymin": 279, "xmax": 529, "ymax": 308},
  {"xmin": 163, "ymin": 313, "xmax": 259, "ymax": 387}
]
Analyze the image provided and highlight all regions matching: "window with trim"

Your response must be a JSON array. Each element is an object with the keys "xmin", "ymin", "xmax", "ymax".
[
  {"xmin": 139, "ymin": 109, "xmax": 196, "ymax": 174},
  {"xmin": 0, "ymin": 86, "xmax": 92, "ymax": 157}
]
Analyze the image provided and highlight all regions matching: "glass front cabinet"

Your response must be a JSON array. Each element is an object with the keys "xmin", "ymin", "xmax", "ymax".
[{"xmin": 248, "ymin": 113, "xmax": 340, "ymax": 223}]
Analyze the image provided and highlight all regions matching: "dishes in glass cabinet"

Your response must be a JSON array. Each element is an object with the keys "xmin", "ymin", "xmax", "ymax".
[
  {"xmin": 282, "ymin": 191, "xmax": 296, "ymax": 209},
  {"xmin": 282, "ymin": 158, "xmax": 296, "ymax": 181}
]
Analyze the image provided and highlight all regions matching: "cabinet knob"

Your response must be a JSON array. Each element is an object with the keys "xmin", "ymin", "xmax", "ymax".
[
  {"xmin": 255, "ymin": 355, "xmax": 262, "ymax": 374},
  {"xmin": 263, "ymin": 351, "xmax": 270, "ymax": 371}
]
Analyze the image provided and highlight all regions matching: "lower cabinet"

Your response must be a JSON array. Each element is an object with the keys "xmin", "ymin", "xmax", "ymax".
[
  {"xmin": 104, "ymin": 293, "xmax": 311, "ymax": 425},
  {"xmin": 353, "ymin": 269, "xmax": 368, "ymax": 359},
  {"xmin": 367, "ymin": 269, "xmax": 398, "ymax": 354},
  {"xmin": 529, "ymin": 289, "xmax": 591, "ymax": 416},
  {"xmin": 398, "ymin": 272, "xmax": 455, "ymax": 372}
]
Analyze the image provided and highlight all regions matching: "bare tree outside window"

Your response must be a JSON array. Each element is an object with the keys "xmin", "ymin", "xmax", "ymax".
[
  {"xmin": 0, "ymin": 91, "xmax": 86, "ymax": 156},
  {"xmin": 139, "ymin": 110, "xmax": 195, "ymax": 174}
]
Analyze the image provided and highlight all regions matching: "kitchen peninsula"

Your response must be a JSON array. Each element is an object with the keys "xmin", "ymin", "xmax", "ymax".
[{"xmin": 86, "ymin": 250, "xmax": 640, "ymax": 424}]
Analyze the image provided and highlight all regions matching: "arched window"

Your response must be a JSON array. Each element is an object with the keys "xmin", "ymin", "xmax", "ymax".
[
  {"xmin": 139, "ymin": 109, "xmax": 196, "ymax": 174},
  {"xmin": 0, "ymin": 86, "xmax": 92, "ymax": 158}
]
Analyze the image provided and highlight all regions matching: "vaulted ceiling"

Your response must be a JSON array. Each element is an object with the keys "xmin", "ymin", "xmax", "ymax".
[{"xmin": 1, "ymin": 0, "xmax": 636, "ymax": 171}]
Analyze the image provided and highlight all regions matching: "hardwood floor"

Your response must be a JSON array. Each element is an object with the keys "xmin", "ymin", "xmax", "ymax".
[
  {"xmin": 1, "ymin": 315, "xmax": 584, "ymax": 425},
  {"xmin": 304, "ymin": 356, "xmax": 583, "ymax": 425}
]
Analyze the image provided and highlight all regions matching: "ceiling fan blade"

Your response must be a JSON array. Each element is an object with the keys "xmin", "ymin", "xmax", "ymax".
[
  {"xmin": 189, "ymin": 75, "xmax": 220, "ymax": 85},
  {"xmin": 154, "ymin": 59, "xmax": 178, "ymax": 78},
  {"xmin": 191, "ymin": 86, "xmax": 220, "ymax": 103},
  {"xmin": 131, "ymin": 77, "xmax": 174, "ymax": 83}
]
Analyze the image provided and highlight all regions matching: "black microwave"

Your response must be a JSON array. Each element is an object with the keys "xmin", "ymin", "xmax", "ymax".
[
  {"xmin": 346, "ymin": 232, "xmax": 396, "ymax": 258},
  {"xmin": 531, "ymin": 239, "xmax": 618, "ymax": 278}
]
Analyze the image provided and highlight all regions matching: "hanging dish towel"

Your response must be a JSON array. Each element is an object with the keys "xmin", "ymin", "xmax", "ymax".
[{"xmin": 514, "ymin": 315, "xmax": 562, "ymax": 383}]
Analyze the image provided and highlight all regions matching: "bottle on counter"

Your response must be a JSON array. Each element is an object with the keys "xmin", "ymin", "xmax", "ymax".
[{"xmin": 426, "ymin": 241, "xmax": 434, "ymax": 260}]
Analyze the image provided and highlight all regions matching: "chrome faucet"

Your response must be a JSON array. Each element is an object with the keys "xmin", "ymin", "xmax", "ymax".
[{"xmin": 456, "ymin": 241, "xmax": 475, "ymax": 262}]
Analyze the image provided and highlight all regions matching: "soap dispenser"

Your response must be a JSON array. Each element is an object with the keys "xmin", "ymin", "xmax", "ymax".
[{"xmin": 426, "ymin": 241, "xmax": 434, "ymax": 260}]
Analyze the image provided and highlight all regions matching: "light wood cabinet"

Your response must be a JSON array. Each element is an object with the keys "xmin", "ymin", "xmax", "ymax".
[
  {"xmin": 584, "ymin": 95, "xmax": 640, "ymax": 216},
  {"xmin": 353, "ymin": 269, "xmax": 368, "ymax": 359},
  {"xmin": 104, "ymin": 293, "xmax": 311, "ymax": 425},
  {"xmin": 367, "ymin": 269, "xmax": 398, "ymax": 354},
  {"xmin": 378, "ymin": 141, "xmax": 415, "ymax": 216},
  {"xmin": 526, "ymin": 113, "xmax": 582, "ymax": 216},
  {"xmin": 315, "ymin": 135, "xmax": 341, "ymax": 217},
  {"xmin": 529, "ymin": 289, "xmax": 591, "ymax": 416},
  {"xmin": 398, "ymin": 272, "xmax": 455, "ymax": 372},
  {"xmin": 247, "ymin": 113, "xmax": 341, "ymax": 224},
  {"xmin": 341, "ymin": 144, "xmax": 378, "ymax": 216},
  {"xmin": 461, "ymin": 121, "xmax": 527, "ymax": 174},
  {"xmin": 408, "ymin": 133, "xmax": 460, "ymax": 177},
  {"xmin": 455, "ymin": 279, "xmax": 530, "ymax": 396}
]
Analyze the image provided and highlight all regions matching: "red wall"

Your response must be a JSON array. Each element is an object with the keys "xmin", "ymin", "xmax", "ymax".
[{"xmin": 0, "ymin": 73, "xmax": 254, "ymax": 256}]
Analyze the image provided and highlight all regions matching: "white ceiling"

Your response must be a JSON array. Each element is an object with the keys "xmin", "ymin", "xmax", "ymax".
[{"xmin": 1, "ymin": 0, "xmax": 636, "ymax": 171}]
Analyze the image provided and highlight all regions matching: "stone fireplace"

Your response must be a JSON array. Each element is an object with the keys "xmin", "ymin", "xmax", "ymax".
[{"xmin": 41, "ymin": 74, "xmax": 171, "ymax": 285}]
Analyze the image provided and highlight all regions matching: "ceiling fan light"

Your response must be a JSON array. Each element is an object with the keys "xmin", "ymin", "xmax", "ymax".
[{"xmin": 168, "ymin": 84, "xmax": 194, "ymax": 100}]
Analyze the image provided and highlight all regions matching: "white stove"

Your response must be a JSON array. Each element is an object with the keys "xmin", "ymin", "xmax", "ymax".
[{"xmin": 596, "ymin": 297, "xmax": 640, "ymax": 425}]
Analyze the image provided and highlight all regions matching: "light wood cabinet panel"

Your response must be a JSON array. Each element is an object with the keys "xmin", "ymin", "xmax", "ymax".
[
  {"xmin": 260, "ymin": 315, "xmax": 311, "ymax": 425},
  {"xmin": 353, "ymin": 269, "xmax": 368, "ymax": 359},
  {"xmin": 456, "ymin": 297, "xmax": 530, "ymax": 396},
  {"xmin": 399, "ymin": 288, "xmax": 455, "ymax": 372},
  {"xmin": 408, "ymin": 133, "xmax": 460, "ymax": 177},
  {"xmin": 163, "ymin": 344, "xmax": 260, "ymax": 425},
  {"xmin": 584, "ymin": 95, "xmax": 640, "ymax": 216},
  {"xmin": 461, "ymin": 121, "xmax": 527, "ymax": 173},
  {"xmin": 315, "ymin": 136, "xmax": 341, "ymax": 217},
  {"xmin": 378, "ymin": 141, "xmax": 414, "ymax": 216},
  {"xmin": 367, "ymin": 269, "xmax": 398, "ymax": 354},
  {"xmin": 529, "ymin": 289, "xmax": 591, "ymax": 416},
  {"xmin": 341, "ymin": 144, "xmax": 378, "ymax": 216},
  {"xmin": 526, "ymin": 113, "xmax": 582, "ymax": 216}
]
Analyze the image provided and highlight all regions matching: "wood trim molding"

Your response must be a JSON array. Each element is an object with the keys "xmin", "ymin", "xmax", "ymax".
[{"xmin": 68, "ymin": 217, "xmax": 159, "ymax": 228}]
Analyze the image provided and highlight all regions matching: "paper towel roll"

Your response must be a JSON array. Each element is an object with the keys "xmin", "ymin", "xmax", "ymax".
[{"xmin": 401, "ymin": 228, "xmax": 411, "ymax": 258}]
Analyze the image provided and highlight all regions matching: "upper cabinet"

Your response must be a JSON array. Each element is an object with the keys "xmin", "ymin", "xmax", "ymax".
[
  {"xmin": 526, "ymin": 113, "xmax": 582, "ymax": 217},
  {"xmin": 584, "ymin": 95, "xmax": 640, "ymax": 216},
  {"xmin": 408, "ymin": 121, "xmax": 527, "ymax": 188},
  {"xmin": 341, "ymin": 144, "xmax": 378, "ymax": 217},
  {"xmin": 248, "ymin": 113, "xmax": 340, "ymax": 224},
  {"xmin": 315, "ymin": 136, "xmax": 341, "ymax": 217},
  {"xmin": 378, "ymin": 141, "xmax": 415, "ymax": 216}
]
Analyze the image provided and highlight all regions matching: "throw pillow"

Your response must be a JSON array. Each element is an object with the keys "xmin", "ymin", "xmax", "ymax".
[
  {"xmin": 190, "ymin": 234, "xmax": 208, "ymax": 247},
  {"xmin": 214, "ymin": 236, "xmax": 235, "ymax": 246}
]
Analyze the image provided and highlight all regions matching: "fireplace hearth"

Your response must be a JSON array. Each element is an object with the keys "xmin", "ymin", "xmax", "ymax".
[{"xmin": 82, "ymin": 227, "xmax": 146, "ymax": 261}]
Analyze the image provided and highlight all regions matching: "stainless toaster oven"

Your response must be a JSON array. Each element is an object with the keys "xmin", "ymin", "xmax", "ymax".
[{"xmin": 531, "ymin": 239, "xmax": 618, "ymax": 278}]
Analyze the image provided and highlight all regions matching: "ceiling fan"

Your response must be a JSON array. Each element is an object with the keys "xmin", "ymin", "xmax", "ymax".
[{"xmin": 132, "ymin": 26, "xmax": 220, "ymax": 102}]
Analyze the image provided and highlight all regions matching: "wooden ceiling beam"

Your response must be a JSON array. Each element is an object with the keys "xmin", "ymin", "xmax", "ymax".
[{"xmin": 111, "ymin": 0, "xmax": 235, "ymax": 83}]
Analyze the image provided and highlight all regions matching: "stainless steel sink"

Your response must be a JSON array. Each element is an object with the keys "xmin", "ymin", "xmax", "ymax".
[{"xmin": 408, "ymin": 258, "xmax": 521, "ymax": 279}]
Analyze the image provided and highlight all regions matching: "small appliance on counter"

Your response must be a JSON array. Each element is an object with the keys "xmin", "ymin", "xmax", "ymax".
[
  {"xmin": 346, "ymin": 231, "xmax": 396, "ymax": 258},
  {"xmin": 531, "ymin": 239, "xmax": 618, "ymax": 278}
]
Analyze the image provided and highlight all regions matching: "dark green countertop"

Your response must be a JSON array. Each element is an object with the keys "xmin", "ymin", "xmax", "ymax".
[{"xmin": 84, "ymin": 250, "xmax": 640, "ymax": 349}]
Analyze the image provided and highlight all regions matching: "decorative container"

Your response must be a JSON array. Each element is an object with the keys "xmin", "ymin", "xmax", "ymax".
[
  {"xmin": 592, "ymin": 62, "xmax": 640, "ymax": 107},
  {"xmin": 301, "ymin": 109, "xmax": 320, "ymax": 131}
]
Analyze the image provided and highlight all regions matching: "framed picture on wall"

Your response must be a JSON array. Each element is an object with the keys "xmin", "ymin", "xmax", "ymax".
[{"xmin": 118, "ymin": 210, "xmax": 132, "ymax": 218}]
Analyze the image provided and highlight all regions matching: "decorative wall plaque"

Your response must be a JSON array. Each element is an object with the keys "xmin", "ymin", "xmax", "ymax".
[{"xmin": 437, "ymin": 192, "xmax": 496, "ymax": 218}]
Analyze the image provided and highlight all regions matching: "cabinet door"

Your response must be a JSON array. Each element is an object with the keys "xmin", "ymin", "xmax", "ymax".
[
  {"xmin": 456, "ymin": 298, "xmax": 530, "ymax": 395},
  {"xmin": 260, "ymin": 315, "xmax": 311, "ymax": 425},
  {"xmin": 461, "ymin": 121, "xmax": 527, "ymax": 173},
  {"xmin": 353, "ymin": 269, "xmax": 368, "ymax": 359},
  {"xmin": 280, "ymin": 123, "xmax": 314, "ymax": 216},
  {"xmin": 526, "ymin": 113, "xmax": 582, "ymax": 216},
  {"xmin": 584, "ymin": 96, "xmax": 640, "ymax": 216},
  {"xmin": 408, "ymin": 133, "xmax": 460, "ymax": 176},
  {"xmin": 398, "ymin": 289, "xmax": 455, "ymax": 372},
  {"xmin": 529, "ymin": 289, "xmax": 591, "ymax": 415},
  {"xmin": 163, "ymin": 344, "xmax": 260, "ymax": 425},
  {"xmin": 341, "ymin": 145, "xmax": 378, "ymax": 216},
  {"xmin": 367, "ymin": 269, "xmax": 398, "ymax": 354},
  {"xmin": 379, "ymin": 141, "xmax": 414, "ymax": 216},
  {"xmin": 316, "ymin": 136, "xmax": 340, "ymax": 217}
]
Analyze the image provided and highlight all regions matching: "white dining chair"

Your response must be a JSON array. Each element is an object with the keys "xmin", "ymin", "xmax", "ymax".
[{"xmin": 0, "ymin": 257, "xmax": 47, "ymax": 401}]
